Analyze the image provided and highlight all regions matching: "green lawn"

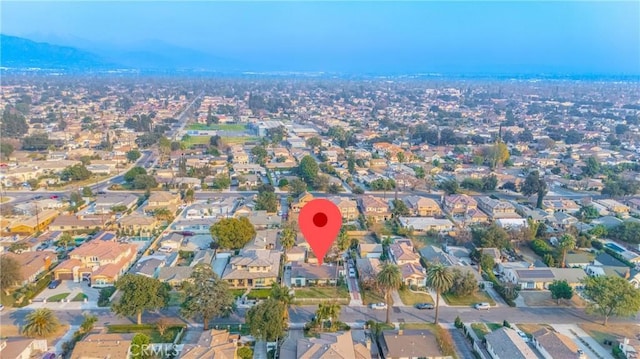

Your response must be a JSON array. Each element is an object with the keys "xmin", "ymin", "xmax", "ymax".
[
  {"xmin": 1, "ymin": 291, "xmax": 16, "ymax": 307},
  {"xmin": 71, "ymin": 293, "xmax": 88, "ymax": 302},
  {"xmin": 442, "ymin": 291, "xmax": 495, "ymax": 306},
  {"xmin": 222, "ymin": 136, "xmax": 260, "ymax": 144},
  {"xmin": 247, "ymin": 288, "xmax": 272, "ymax": 300},
  {"xmin": 187, "ymin": 123, "xmax": 247, "ymax": 131},
  {"xmin": 361, "ymin": 288, "xmax": 387, "ymax": 306},
  {"xmin": 400, "ymin": 323, "xmax": 437, "ymax": 330},
  {"xmin": 230, "ymin": 289, "xmax": 246, "ymax": 298},
  {"xmin": 471, "ymin": 323, "xmax": 490, "ymax": 340},
  {"xmin": 398, "ymin": 288, "xmax": 434, "ymax": 305},
  {"xmin": 210, "ymin": 323, "xmax": 251, "ymax": 336},
  {"xmin": 47, "ymin": 293, "xmax": 70, "ymax": 302},
  {"xmin": 294, "ymin": 286, "xmax": 349, "ymax": 299},
  {"xmin": 181, "ymin": 135, "xmax": 211, "ymax": 148},
  {"xmin": 486, "ymin": 323, "xmax": 503, "ymax": 331},
  {"xmin": 107, "ymin": 324, "xmax": 184, "ymax": 343}
]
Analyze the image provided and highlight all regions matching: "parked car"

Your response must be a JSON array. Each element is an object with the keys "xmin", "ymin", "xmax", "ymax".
[
  {"xmin": 474, "ymin": 302, "xmax": 491, "ymax": 310},
  {"xmin": 48, "ymin": 280, "xmax": 61, "ymax": 289},
  {"xmin": 415, "ymin": 303, "xmax": 434, "ymax": 310},
  {"xmin": 0, "ymin": 304, "xmax": 4, "ymax": 311},
  {"xmin": 348, "ymin": 268, "xmax": 356, "ymax": 278},
  {"xmin": 370, "ymin": 302, "xmax": 387, "ymax": 310},
  {"xmin": 50, "ymin": 195, "xmax": 59, "ymax": 199},
  {"xmin": 516, "ymin": 330, "xmax": 529, "ymax": 342}
]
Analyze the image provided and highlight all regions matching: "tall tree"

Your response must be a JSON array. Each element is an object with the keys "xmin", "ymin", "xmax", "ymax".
[
  {"xmin": 209, "ymin": 217, "xmax": 256, "ymax": 249},
  {"xmin": 280, "ymin": 221, "xmax": 297, "ymax": 261},
  {"xmin": 557, "ymin": 234, "xmax": 576, "ymax": 268},
  {"xmin": 270, "ymin": 283, "xmax": 294, "ymax": 321},
  {"xmin": 0, "ymin": 255, "xmax": 22, "ymax": 294},
  {"xmin": 376, "ymin": 263, "xmax": 402, "ymax": 324},
  {"xmin": 181, "ymin": 264, "xmax": 235, "ymax": 330},
  {"xmin": 112, "ymin": 274, "xmax": 169, "ymax": 325},
  {"xmin": 299, "ymin": 155, "xmax": 319, "ymax": 184},
  {"xmin": 548, "ymin": 280, "xmax": 574, "ymax": 304},
  {"xmin": 130, "ymin": 333, "xmax": 152, "ymax": 359},
  {"xmin": 246, "ymin": 298, "xmax": 286, "ymax": 341},
  {"xmin": 314, "ymin": 302, "xmax": 341, "ymax": 331},
  {"xmin": 22, "ymin": 308, "xmax": 60, "ymax": 338},
  {"xmin": 521, "ymin": 170, "xmax": 547, "ymax": 208},
  {"xmin": 126, "ymin": 149, "xmax": 142, "ymax": 163},
  {"xmin": 581, "ymin": 275, "xmax": 640, "ymax": 326},
  {"xmin": 58, "ymin": 232, "xmax": 75, "ymax": 250},
  {"xmin": 427, "ymin": 263, "xmax": 454, "ymax": 324}
]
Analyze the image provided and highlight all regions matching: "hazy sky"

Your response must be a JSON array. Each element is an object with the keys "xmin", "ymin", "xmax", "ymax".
[{"xmin": 2, "ymin": 1, "xmax": 639, "ymax": 74}]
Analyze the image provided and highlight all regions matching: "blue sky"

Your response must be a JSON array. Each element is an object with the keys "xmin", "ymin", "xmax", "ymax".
[{"xmin": 2, "ymin": 1, "xmax": 639, "ymax": 74}]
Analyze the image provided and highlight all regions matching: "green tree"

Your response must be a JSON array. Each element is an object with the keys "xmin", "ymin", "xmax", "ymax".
[
  {"xmin": 126, "ymin": 149, "xmax": 142, "ymax": 163},
  {"xmin": 288, "ymin": 178, "xmax": 308, "ymax": 196},
  {"xmin": 582, "ymin": 156, "xmax": 601, "ymax": 177},
  {"xmin": 181, "ymin": 264, "xmax": 235, "ymax": 330},
  {"xmin": 448, "ymin": 268, "xmax": 478, "ymax": 297},
  {"xmin": 58, "ymin": 232, "xmax": 75, "ymax": 250},
  {"xmin": 278, "ymin": 178, "xmax": 289, "ymax": 188},
  {"xmin": 0, "ymin": 142, "xmax": 14, "ymax": 158},
  {"xmin": 376, "ymin": 263, "xmax": 402, "ymax": 324},
  {"xmin": 440, "ymin": 179, "xmax": 459, "ymax": 195},
  {"xmin": 306, "ymin": 136, "xmax": 322, "ymax": 150},
  {"xmin": 251, "ymin": 146, "xmax": 268, "ymax": 165},
  {"xmin": 132, "ymin": 175, "xmax": 157, "ymax": 190},
  {"xmin": 130, "ymin": 333, "xmax": 151, "ymax": 359},
  {"xmin": 22, "ymin": 308, "xmax": 60, "ymax": 338},
  {"xmin": 246, "ymin": 298, "xmax": 286, "ymax": 340},
  {"xmin": 124, "ymin": 166, "xmax": 147, "ymax": 183},
  {"xmin": 0, "ymin": 255, "xmax": 22, "ymax": 294},
  {"xmin": 391, "ymin": 199, "xmax": 410, "ymax": 217},
  {"xmin": 521, "ymin": 170, "xmax": 547, "ymax": 208},
  {"xmin": 80, "ymin": 314, "xmax": 98, "ymax": 333},
  {"xmin": 82, "ymin": 187, "xmax": 93, "ymax": 197},
  {"xmin": 557, "ymin": 234, "xmax": 576, "ymax": 268},
  {"xmin": 69, "ymin": 191, "xmax": 85, "ymax": 211},
  {"xmin": 280, "ymin": 221, "xmax": 297, "ymax": 261},
  {"xmin": 210, "ymin": 217, "xmax": 256, "ymax": 249},
  {"xmin": 270, "ymin": 283, "xmax": 294, "ymax": 320},
  {"xmin": 427, "ymin": 263, "xmax": 454, "ymax": 324},
  {"xmin": 299, "ymin": 155, "xmax": 319, "ymax": 184},
  {"xmin": 548, "ymin": 280, "xmax": 574, "ymax": 304},
  {"xmin": 184, "ymin": 188, "xmax": 195, "ymax": 203},
  {"xmin": 237, "ymin": 347, "xmax": 254, "ymax": 359},
  {"xmin": 60, "ymin": 164, "xmax": 92, "ymax": 181},
  {"xmin": 581, "ymin": 275, "xmax": 640, "ymax": 326},
  {"xmin": 314, "ymin": 302, "xmax": 341, "ymax": 331},
  {"xmin": 472, "ymin": 224, "xmax": 509, "ymax": 249},
  {"xmin": 153, "ymin": 208, "xmax": 174, "ymax": 222},
  {"xmin": 396, "ymin": 152, "xmax": 405, "ymax": 163},
  {"xmin": 112, "ymin": 274, "xmax": 169, "ymax": 325},
  {"xmin": 255, "ymin": 190, "xmax": 278, "ymax": 213},
  {"xmin": 210, "ymin": 174, "xmax": 231, "ymax": 189}
]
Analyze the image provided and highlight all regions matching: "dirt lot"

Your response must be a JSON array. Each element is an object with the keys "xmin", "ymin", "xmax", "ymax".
[
  {"xmin": 579, "ymin": 323, "xmax": 640, "ymax": 346},
  {"xmin": 0, "ymin": 324, "xmax": 69, "ymax": 345},
  {"xmin": 519, "ymin": 290, "xmax": 586, "ymax": 308}
]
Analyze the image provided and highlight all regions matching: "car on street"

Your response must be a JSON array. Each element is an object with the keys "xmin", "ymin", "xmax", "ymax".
[
  {"xmin": 50, "ymin": 195, "xmax": 59, "ymax": 199},
  {"xmin": 0, "ymin": 304, "xmax": 4, "ymax": 311},
  {"xmin": 474, "ymin": 302, "xmax": 491, "ymax": 310},
  {"xmin": 370, "ymin": 302, "xmax": 387, "ymax": 310},
  {"xmin": 348, "ymin": 268, "xmax": 356, "ymax": 278},
  {"xmin": 48, "ymin": 280, "xmax": 61, "ymax": 289},
  {"xmin": 415, "ymin": 303, "xmax": 434, "ymax": 310},
  {"xmin": 516, "ymin": 329, "xmax": 529, "ymax": 342}
]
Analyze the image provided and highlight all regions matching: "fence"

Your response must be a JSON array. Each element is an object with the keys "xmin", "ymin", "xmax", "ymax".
[{"xmin": 463, "ymin": 324, "xmax": 490, "ymax": 359}]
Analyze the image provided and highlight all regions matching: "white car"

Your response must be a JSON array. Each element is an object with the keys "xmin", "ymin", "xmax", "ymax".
[
  {"xmin": 474, "ymin": 302, "xmax": 491, "ymax": 310},
  {"xmin": 516, "ymin": 330, "xmax": 529, "ymax": 343},
  {"xmin": 370, "ymin": 302, "xmax": 387, "ymax": 310},
  {"xmin": 348, "ymin": 268, "xmax": 356, "ymax": 278}
]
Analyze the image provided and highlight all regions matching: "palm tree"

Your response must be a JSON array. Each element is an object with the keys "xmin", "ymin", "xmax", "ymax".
[
  {"xmin": 315, "ymin": 302, "xmax": 341, "ymax": 332},
  {"xmin": 427, "ymin": 263, "xmax": 454, "ymax": 324},
  {"xmin": 376, "ymin": 263, "xmax": 402, "ymax": 324},
  {"xmin": 153, "ymin": 208, "xmax": 174, "ymax": 222},
  {"xmin": 270, "ymin": 283, "xmax": 294, "ymax": 321},
  {"xmin": 22, "ymin": 308, "xmax": 60, "ymax": 338},
  {"xmin": 58, "ymin": 232, "xmax": 74, "ymax": 250},
  {"xmin": 80, "ymin": 314, "xmax": 98, "ymax": 333},
  {"xmin": 280, "ymin": 221, "xmax": 297, "ymax": 262},
  {"xmin": 558, "ymin": 234, "xmax": 576, "ymax": 268}
]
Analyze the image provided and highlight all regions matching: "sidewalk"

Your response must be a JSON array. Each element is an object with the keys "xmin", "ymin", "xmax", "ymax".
[
  {"xmin": 54, "ymin": 325, "xmax": 79, "ymax": 355},
  {"xmin": 427, "ymin": 289, "xmax": 449, "ymax": 307},
  {"xmin": 552, "ymin": 324, "xmax": 614, "ymax": 359}
]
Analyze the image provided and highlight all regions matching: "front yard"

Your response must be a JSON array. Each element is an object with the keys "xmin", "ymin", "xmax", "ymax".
[
  {"xmin": 442, "ymin": 291, "xmax": 495, "ymax": 306},
  {"xmin": 47, "ymin": 293, "xmax": 70, "ymax": 302},
  {"xmin": 470, "ymin": 322, "xmax": 502, "ymax": 340},
  {"xmin": 361, "ymin": 287, "xmax": 387, "ymax": 306},
  {"xmin": 294, "ymin": 286, "xmax": 350, "ymax": 304},
  {"xmin": 579, "ymin": 323, "xmax": 640, "ymax": 348},
  {"xmin": 520, "ymin": 290, "xmax": 586, "ymax": 307},
  {"xmin": 398, "ymin": 288, "xmax": 434, "ymax": 305},
  {"xmin": 107, "ymin": 324, "xmax": 184, "ymax": 343}
]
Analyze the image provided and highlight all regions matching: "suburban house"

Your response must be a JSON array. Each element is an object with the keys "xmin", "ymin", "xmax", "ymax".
[
  {"xmin": 221, "ymin": 249, "xmax": 281, "ymax": 288},
  {"xmin": 2, "ymin": 251, "xmax": 56, "ymax": 286},
  {"xmin": 531, "ymin": 328, "xmax": 585, "ymax": 359},
  {"xmin": 399, "ymin": 263, "xmax": 427, "ymax": 288},
  {"xmin": 398, "ymin": 217, "xmax": 454, "ymax": 233},
  {"xmin": 53, "ymin": 239, "xmax": 137, "ymax": 286},
  {"xmin": 359, "ymin": 195, "xmax": 390, "ymax": 222},
  {"xmin": 485, "ymin": 328, "xmax": 537, "ymax": 359},
  {"xmin": 502, "ymin": 267, "xmax": 586, "ymax": 290},
  {"xmin": 403, "ymin": 196, "xmax": 442, "ymax": 217},
  {"xmin": 48, "ymin": 215, "xmax": 104, "ymax": 232},
  {"xmin": 145, "ymin": 191, "xmax": 181, "ymax": 214},
  {"xmin": 290, "ymin": 261, "xmax": 343, "ymax": 286},
  {"xmin": 596, "ymin": 199, "xmax": 631, "ymax": 216},
  {"xmin": 389, "ymin": 242, "xmax": 420, "ymax": 265},
  {"xmin": 476, "ymin": 196, "xmax": 519, "ymax": 219},
  {"xmin": 117, "ymin": 213, "xmax": 158, "ymax": 235},
  {"xmin": 358, "ymin": 243, "xmax": 384, "ymax": 259},
  {"xmin": 157, "ymin": 266, "xmax": 195, "ymax": 287},
  {"xmin": 94, "ymin": 193, "xmax": 138, "ymax": 214},
  {"xmin": 0, "ymin": 338, "xmax": 49, "ymax": 359},
  {"xmin": 329, "ymin": 197, "xmax": 359, "ymax": 221},
  {"xmin": 8, "ymin": 209, "xmax": 59, "ymax": 234},
  {"xmin": 443, "ymin": 194, "xmax": 477, "ymax": 216},
  {"xmin": 180, "ymin": 329, "xmax": 239, "ymax": 359},
  {"xmin": 419, "ymin": 245, "xmax": 460, "ymax": 266},
  {"xmin": 356, "ymin": 257, "xmax": 382, "ymax": 283},
  {"xmin": 290, "ymin": 331, "xmax": 371, "ymax": 359},
  {"xmin": 69, "ymin": 333, "xmax": 133, "ymax": 359},
  {"xmin": 379, "ymin": 330, "xmax": 452, "ymax": 359},
  {"xmin": 541, "ymin": 199, "xmax": 581, "ymax": 214},
  {"xmin": 291, "ymin": 192, "xmax": 314, "ymax": 213}
]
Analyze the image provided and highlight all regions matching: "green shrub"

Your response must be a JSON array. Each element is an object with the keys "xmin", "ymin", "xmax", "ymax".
[
  {"xmin": 454, "ymin": 316, "xmax": 464, "ymax": 329},
  {"xmin": 503, "ymin": 320, "xmax": 511, "ymax": 328},
  {"xmin": 98, "ymin": 287, "xmax": 116, "ymax": 307}
]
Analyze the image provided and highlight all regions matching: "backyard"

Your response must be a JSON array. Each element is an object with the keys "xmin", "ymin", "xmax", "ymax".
[
  {"xmin": 398, "ymin": 288, "xmax": 434, "ymax": 305},
  {"xmin": 442, "ymin": 291, "xmax": 495, "ymax": 306}
]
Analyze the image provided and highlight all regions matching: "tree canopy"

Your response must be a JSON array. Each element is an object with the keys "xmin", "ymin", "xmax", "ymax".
[
  {"xmin": 581, "ymin": 275, "xmax": 640, "ymax": 325},
  {"xmin": 548, "ymin": 280, "xmax": 574, "ymax": 304},
  {"xmin": 181, "ymin": 264, "xmax": 235, "ymax": 330},
  {"xmin": 299, "ymin": 155, "xmax": 319, "ymax": 184},
  {"xmin": 22, "ymin": 308, "xmax": 60, "ymax": 338},
  {"xmin": 0, "ymin": 255, "xmax": 22, "ymax": 293},
  {"xmin": 126, "ymin": 149, "xmax": 142, "ymax": 163},
  {"xmin": 210, "ymin": 217, "xmax": 256, "ymax": 249},
  {"xmin": 124, "ymin": 166, "xmax": 147, "ymax": 182},
  {"xmin": 112, "ymin": 274, "xmax": 169, "ymax": 324},
  {"xmin": 246, "ymin": 298, "xmax": 286, "ymax": 341}
]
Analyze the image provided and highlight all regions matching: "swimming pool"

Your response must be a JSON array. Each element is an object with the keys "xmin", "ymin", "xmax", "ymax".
[{"xmin": 605, "ymin": 242, "xmax": 625, "ymax": 253}]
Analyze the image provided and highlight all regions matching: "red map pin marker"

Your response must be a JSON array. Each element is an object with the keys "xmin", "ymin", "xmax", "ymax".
[{"xmin": 298, "ymin": 199, "xmax": 343, "ymax": 265}]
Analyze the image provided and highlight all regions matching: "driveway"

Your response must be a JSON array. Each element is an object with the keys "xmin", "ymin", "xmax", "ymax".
[
  {"xmin": 35, "ymin": 280, "xmax": 100, "ymax": 302},
  {"xmin": 552, "ymin": 324, "xmax": 614, "ymax": 359}
]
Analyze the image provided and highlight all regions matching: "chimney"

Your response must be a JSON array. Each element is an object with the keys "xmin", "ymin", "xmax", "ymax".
[{"xmin": 398, "ymin": 329, "xmax": 403, "ymax": 336}]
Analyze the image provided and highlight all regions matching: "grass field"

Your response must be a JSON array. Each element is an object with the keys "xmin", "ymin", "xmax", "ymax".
[
  {"xmin": 48, "ymin": 293, "xmax": 70, "ymax": 302},
  {"xmin": 187, "ymin": 123, "xmax": 247, "ymax": 131},
  {"xmin": 294, "ymin": 286, "xmax": 349, "ymax": 300},
  {"xmin": 398, "ymin": 288, "xmax": 434, "ymax": 305},
  {"xmin": 181, "ymin": 135, "xmax": 211, "ymax": 148},
  {"xmin": 442, "ymin": 291, "xmax": 495, "ymax": 306}
]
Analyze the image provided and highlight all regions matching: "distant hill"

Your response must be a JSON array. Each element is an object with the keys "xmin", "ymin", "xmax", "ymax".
[{"xmin": 0, "ymin": 34, "xmax": 114, "ymax": 69}]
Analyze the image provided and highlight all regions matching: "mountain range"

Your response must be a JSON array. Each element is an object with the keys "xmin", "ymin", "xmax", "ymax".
[{"xmin": 0, "ymin": 34, "xmax": 246, "ymax": 72}]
